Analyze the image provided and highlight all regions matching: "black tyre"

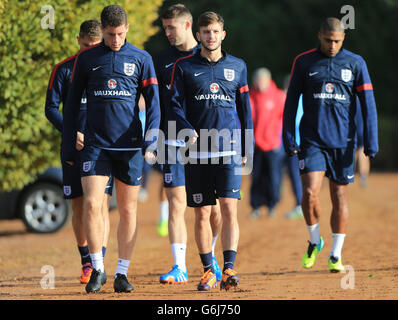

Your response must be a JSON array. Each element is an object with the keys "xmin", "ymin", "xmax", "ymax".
[{"xmin": 18, "ymin": 182, "xmax": 70, "ymax": 233}]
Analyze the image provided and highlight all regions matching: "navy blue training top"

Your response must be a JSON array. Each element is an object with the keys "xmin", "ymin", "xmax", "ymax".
[
  {"xmin": 283, "ymin": 47, "xmax": 378, "ymax": 158},
  {"xmin": 63, "ymin": 40, "xmax": 160, "ymax": 160},
  {"xmin": 45, "ymin": 54, "xmax": 86, "ymax": 161}
]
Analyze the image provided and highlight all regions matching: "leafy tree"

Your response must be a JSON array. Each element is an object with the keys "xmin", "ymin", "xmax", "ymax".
[{"xmin": 0, "ymin": 0, "xmax": 162, "ymax": 191}]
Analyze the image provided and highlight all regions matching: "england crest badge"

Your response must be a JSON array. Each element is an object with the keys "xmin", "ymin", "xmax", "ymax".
[
  {"xmin": 341, "ymin": 69, "xmax": 352, "ymax": 82},
  {"xmin": 164, "ymin": 173, "xmax": 173, "ymax": 184},
  {"xmin": 224, "ymin": 68, "xmax": 235, "ymax": 81},
  {"xmin": 193, "ymin": 193, "xmax": 203, "ymax": 204},
  {"xmin": 63, "ymin": 186, "xmax": 72, "ymax": 196},
  {"xmin": 124, "ymin": 63, "xmax": 135, "ymax": 76},
  {"xmin": 82, "ymin": 161, "xmax": 92, "ymax": 173}
]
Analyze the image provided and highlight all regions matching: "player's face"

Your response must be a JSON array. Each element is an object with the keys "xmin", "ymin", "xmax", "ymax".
[
  {"xmin": 101, "ymin": 24, "xmax": 129, "ymax": 51},
  {"xmin": 318, "ymin": 31, "xmax": 345, "ymax": 57},
  {"xmin": 197, "ymin": 22, "xmax": 225, "ymax": 52},
  {"xmin": 162, "ymin": 18, "xmax": 188, "ymax": 47},
  {"xmin": 77, "ymin": 35, "xmax": 101, "ymax": 50}
]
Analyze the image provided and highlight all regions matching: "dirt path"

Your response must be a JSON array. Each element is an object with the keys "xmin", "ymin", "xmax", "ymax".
[{"xmin": 1, "ymin": 172, "xmax": 398, "ymax": 302}]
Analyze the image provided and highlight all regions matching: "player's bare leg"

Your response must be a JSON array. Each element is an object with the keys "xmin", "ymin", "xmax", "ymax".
[
  {"xmin": 159, "ymin": 186, "xmax": 189, "ymax": 284},
  {"xmin": 71, "ymin": 197, "xmax": 85, "ymax": 247},
  {"xmin": 71, "ymin": 196, "xmax": 92, "ymax": 284},
  {"xmin": 195, "ymin": 205, "xmax": 218, "ymax": 290},
  {"xmin": 81, "ymin": 176, "xmax": 109, "ymax": 258},
  {"xmin": 81, "ymin": 175, "xmax": 109, "ymax": 293},
  {"xmin": 194, "ymin": 205, "xmax": 213, "ymax": 254},
  {"xmin": 157, "ymin": 185, "xmax": 169, "ymax": 237},
  {"xmin": 356, "ymin": 147, "xmax": 370, "ymax": 187},
  {"xmin": 115, "ymin": 180, "xmax": 140, "ymax": 260},
  {"xmin": 209, "ymin": 200, "xmax": 222, "ymax": 280},
  {"xmin": 329, "ymin": 181, "xmax": 349, "ymax": 234},
  {"xmin": 300, "ymin": 171, "xmax": 325, "ymax": 269},
  {"xmin": 166, "ymin": 186, "xmax": 187, "ymax": 245},
  {"xmin": 102, "ymin": 194, "xmax": 110, "ymax": 266},
  {"xmin": 328, "ymin": 180, "xmax": 348, "ymax": 272},
  {"xmin": 218, "ymin": 197, "xmax": 240, "ymax": 290},
  {"xmin": 218, "ymin": 198, "xmax": 239, "ymax": 252},
  {"xmin": 111, "ymin": 180, "xmax": 140, "ymax": 292},
  {"xmin": 102, "ymin": 194, "xmax": 111, "ymax": 255},
  {"xmin": 210, "ymin": 200, "xmax": 222, "ymax": 243},
  {"xmin": 301, "ymin": 171, "xmax": 325, "ymax": 226}
]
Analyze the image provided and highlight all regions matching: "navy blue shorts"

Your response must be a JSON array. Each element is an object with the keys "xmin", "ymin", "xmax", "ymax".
[
  {"xmin": 80, "ymin": 146, "xmax": 143, "ymax": 186},
  {"xmin": 162, "ymin": 163, "xmax": 185, "ymax": 188},
  {"xmin": 184, "ymin": 156, "xmax": 241, "ymax": 207},
  {"xmin": 62, "ymin": 160, "xmax": 114, "ymax": 199},
  {"xmin": 298, "ymin": 143, "xmax": 355, "ymax": 185},
  {"xmin": 162, "ymin": 145, "xmax": 185, "ymax": 188}
]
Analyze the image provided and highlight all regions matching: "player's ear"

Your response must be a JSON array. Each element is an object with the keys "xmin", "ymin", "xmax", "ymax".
[
  {"xmin": 185, "ymin": 19, "xmax": 191, "ymax": 30},
  {"xmin": 222, "ymin": 30, "xmax": 226, "ymax": 40},
  {"xmin": 125, "ymin": 23, "xmax": 130, "ymax": 32},
  {"xmin": 196, "ymin": 31, "xmax": 200, "ymax": 42}
]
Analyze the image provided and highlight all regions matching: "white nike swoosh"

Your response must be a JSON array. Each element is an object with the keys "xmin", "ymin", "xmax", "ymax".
[
  {"xmin": 309, "ymin": 72, "xmax": 318, "ymax": 76},
  {"xmin": 347, "ymin": 175, "xmax": 354, "ymax": 179},
  {"xmin": 165, "ymin": 63, "xmax": 174, "ymax": 68},
  {"xmin": 92, "ymin": 66, "xmax": 102, "ymax": 71},
  {"xmin": 194, "ymin": 72, "xmax": 204, "ymax": 77},
  {"xmin": 232, "ymin": 189, "xmax": 240, "ymax": 193},
  {"xmin": 137, "ymin": 176, "xmax": 142, "ymax": 181}
]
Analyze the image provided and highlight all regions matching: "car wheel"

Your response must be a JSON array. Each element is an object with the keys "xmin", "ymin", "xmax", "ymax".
[{"xmin": 18, "ymin": 182, "xmax": 70, "ymax": 233}]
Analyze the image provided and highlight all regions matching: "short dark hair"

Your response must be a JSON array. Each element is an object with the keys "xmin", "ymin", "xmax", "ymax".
[
  {"xmin": 79, "ymin": 19, "xmax": 102, "ymax": 40},
  {"xmin": 160, "ymin": 4, "xmax": 193, "ymax": 24},
  {"xmin": 197, "ymin": 11, "xmax": 224, "ymax": 29},
  {"xmin": 101, "ymin": 5, "xmax": 127, "ymax": 28},
  {"xmin": 319, "ymin": 17, "xmax": 345, "ymax": 34}
]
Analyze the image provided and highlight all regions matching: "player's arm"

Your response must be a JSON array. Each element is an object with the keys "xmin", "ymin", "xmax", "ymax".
[
  {"xmin": 355, "ymin": 57, "xmax": 378, "ymax": 158},
  {"xmin": 62, "ymin": 54, "xmax": 86, "ymax": 161},
  {"xmin": 168, "ymin": 63, "xmax": 196, "ymax": 143},
  {"xmin": 75, "ymin": 91, "xmax": 87, "ymax": 151},
  {"xmin": 153, "ymin": 55, "xmax": 166, "ymax": 115},
  {"xmin": 140, "ymin": 54, "xmax": 161, "ymax": 156},
  {"xmin": 282, "ymin": 56, "xmax": 303, "ymax": 155},
  {"xmin": 45, "ymin": 64, "xmax": 65, "ymax": 132},
  {"xmin": 235, "ymin": 62, "xmax": 254, "ymax": 161}
]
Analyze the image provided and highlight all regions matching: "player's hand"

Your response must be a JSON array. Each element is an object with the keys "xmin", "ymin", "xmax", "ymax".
[
  {"xmin": 65, "ymin": 161, "xmax": 74, "ymax": 166},
  {"xmin": 188, "ymin": 130, "xmax": 198, "ymax": 145},
  {"xmin": 144, "ymin": 151, "xmax": 156, "ymax": 163},
  {"xmin": 76, "ymin": 131, "xmax": 84, "ymax": 151}
]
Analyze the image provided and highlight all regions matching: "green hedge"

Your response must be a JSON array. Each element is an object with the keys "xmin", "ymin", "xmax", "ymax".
[{"xmin": 0, "ymin": 0, "xmax": 162, "ymax": 192}]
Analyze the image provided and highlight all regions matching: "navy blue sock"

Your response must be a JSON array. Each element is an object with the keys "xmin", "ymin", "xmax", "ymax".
[
  {"xmin": 78, "ymin": 246, "xmax": 91, "ymax": 265},
  {"xmin": 223, "ymin": 250, "xmax": 237, "ymax": 271},
  {"xmin": 199, "ymin": 252, "xmax": 214, "ymax": 273},
  {"xmin": 102, "ymin": 246, "xmax": 107, "ymax": 259}
]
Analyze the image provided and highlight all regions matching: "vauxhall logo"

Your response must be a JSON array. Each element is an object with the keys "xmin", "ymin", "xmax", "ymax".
[
  {"xmin": 194, "ymin": 83, "xmax": 231, "ymax": 101},
  {"xmin": 93, "ymin": 79, "xmax": 132, "ymax": 97}
]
